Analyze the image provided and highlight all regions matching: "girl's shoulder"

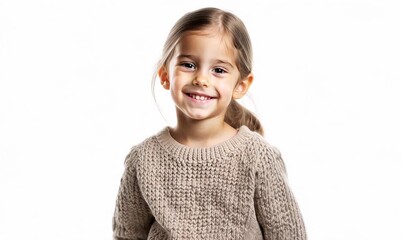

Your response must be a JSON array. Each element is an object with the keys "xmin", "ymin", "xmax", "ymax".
[
  {"xmin": 243, "ymin": 127, "xmax": 284, "ymax": 169},
  {"xmin": 123, "ymin": 128, "xmax": 168, "ymax": 167},
  {"xmin": 243, "ymin": 127, "xmax": 281, "ymax": 154}
]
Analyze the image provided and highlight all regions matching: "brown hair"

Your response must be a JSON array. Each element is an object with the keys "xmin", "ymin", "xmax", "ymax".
[{"xmin": 152, "ymin": 7, "xmax": 264, "ymax": 135}]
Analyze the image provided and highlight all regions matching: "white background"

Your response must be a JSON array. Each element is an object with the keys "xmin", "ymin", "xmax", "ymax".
[{"xmin": 1, "ymin": 0, "xmax": 400, "ymax": 239}]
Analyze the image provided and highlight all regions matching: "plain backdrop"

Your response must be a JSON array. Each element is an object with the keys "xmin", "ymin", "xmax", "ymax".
[{"xmin": 1, "ymin": 0, "xmax": 400, "ymax": 239}]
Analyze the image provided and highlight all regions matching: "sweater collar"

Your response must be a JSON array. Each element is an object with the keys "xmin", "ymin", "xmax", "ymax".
[{"xmin": 155, "ymin": 125, "xmax": 253, "ymax": 162}]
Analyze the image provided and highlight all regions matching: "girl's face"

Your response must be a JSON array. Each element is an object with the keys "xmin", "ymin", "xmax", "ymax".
[{"xmin": 159, "ymin": 28, "xmax": 252, "ymax": 124}]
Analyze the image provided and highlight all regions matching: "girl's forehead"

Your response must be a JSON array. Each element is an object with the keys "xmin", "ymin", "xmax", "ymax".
[
  {"xmin": 178, "ymin": 28, "xmax": 237, "ymax": 56},
  {"xmin": 183, "ymin": 27, "xmax": 232, "ymax": 43}
]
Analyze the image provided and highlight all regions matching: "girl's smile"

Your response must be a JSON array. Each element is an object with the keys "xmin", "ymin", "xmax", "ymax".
[
  {"xmin": 183, "ymin": 87, "xmax": 218, "ymax": 106},
  {"xmin": 186, "ymin": 92, "xmax": 213, "ymax": 102}
]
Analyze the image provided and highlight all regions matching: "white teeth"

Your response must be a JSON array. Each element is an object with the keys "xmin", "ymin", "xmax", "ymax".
[{"xmin": 190, "ymin": 94, "xmax": 210, "ymax": 101}]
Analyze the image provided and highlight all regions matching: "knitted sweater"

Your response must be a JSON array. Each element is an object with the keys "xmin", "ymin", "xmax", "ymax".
[{"xmin": 113, "ymin": 126, "xmax": 307, "ymax": 240}]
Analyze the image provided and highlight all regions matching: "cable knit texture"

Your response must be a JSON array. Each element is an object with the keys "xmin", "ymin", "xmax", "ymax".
[{"xmin": 113, "ymin": 126, "xmax": 307, "ymax": 240}]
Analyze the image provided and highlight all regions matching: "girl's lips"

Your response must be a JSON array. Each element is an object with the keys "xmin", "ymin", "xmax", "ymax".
[
  {"xmin": 184, "ymin": 91, "xmax": 216, "ymax": 97},
  {"xmin": 184, "ymin": 91, "xmax": 217, "ymax": 103},
  {"xmin": 185, "ymin": 90, "xmax": 216, "ymax": 98}
]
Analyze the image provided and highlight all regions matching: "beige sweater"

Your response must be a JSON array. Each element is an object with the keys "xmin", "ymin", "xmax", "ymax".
[{"xmin": 113, "ymin": 126, "xmax": 307, "ymax": 240}]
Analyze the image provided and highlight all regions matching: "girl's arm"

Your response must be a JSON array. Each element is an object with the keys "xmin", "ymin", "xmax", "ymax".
[
  {"xmin": 113, "ymin": 148, "xmax": 154, "ymax": 240},
  {"xmin": 254, "ymin": 145, "xmax": 307, "ymax": 240}
]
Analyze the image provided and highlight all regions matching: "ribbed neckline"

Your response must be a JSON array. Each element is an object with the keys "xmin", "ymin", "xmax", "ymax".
[{"xmin": 155, "ymin": 125, "xmax": 253, "ymax": 162}]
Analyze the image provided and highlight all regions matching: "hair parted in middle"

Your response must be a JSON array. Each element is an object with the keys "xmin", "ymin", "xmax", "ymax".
[{"xmin": 152, "ymin": 7, "xmax": 264, "ymax": 135}]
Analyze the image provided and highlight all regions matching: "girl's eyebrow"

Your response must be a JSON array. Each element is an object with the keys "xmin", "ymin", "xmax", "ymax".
[
  {"xmin": 177, "ymin": 54, "xmax": 234, "ymax": 68},
  {"xmin": 177, "ymin": 54, "xmax": 198, "ymax": 60},
  {"xmin": 215, "ymin": 59, "xmax": 234, "ymax": 68}
]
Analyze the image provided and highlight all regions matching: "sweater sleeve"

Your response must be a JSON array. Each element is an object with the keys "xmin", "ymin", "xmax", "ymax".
[
  {"xmin": 254, "ymin": 144, "xmax": 307, "ymax": 240},
  {"xmin": 113, "ymin": 147, "xmax": 154, "ymax": 240}
]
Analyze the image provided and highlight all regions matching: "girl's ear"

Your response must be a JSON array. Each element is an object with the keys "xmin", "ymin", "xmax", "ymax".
[
  {"xmin": 233, "ymin": 73, "xmax": 254, "ymax": 99},
  {"xmin": 158, "ymin": 67, "xmax": 170, "ymax": 90}
]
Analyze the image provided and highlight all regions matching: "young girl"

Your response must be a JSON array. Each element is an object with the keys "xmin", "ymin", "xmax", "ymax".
[{"xmin": 113, "ymin": 7, "xmax": 307, "ymax": 240}]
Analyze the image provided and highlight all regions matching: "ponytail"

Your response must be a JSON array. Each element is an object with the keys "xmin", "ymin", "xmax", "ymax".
[{"xmin": 224, "ymin": 100, "xmax": 264, "ymax": 136}]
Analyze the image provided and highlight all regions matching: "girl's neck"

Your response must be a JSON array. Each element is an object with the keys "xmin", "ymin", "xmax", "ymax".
[{"xmin": 170, "ymin": 117, "xmax": 238, "ymax": 148}]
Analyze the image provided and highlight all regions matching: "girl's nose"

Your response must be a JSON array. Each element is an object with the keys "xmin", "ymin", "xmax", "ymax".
[{"xmin": 192, "ymin": 73, "xmax": 209, "ymax": 87}]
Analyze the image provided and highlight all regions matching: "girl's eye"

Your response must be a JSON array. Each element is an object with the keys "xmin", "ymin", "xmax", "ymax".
[
  {"xmin": 181, "ymin": 62, "xmax": 196, "ymax": 69},
  {"xmin": 213, "ymin": 67, "xmax": 227, "ymax": 74}
]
